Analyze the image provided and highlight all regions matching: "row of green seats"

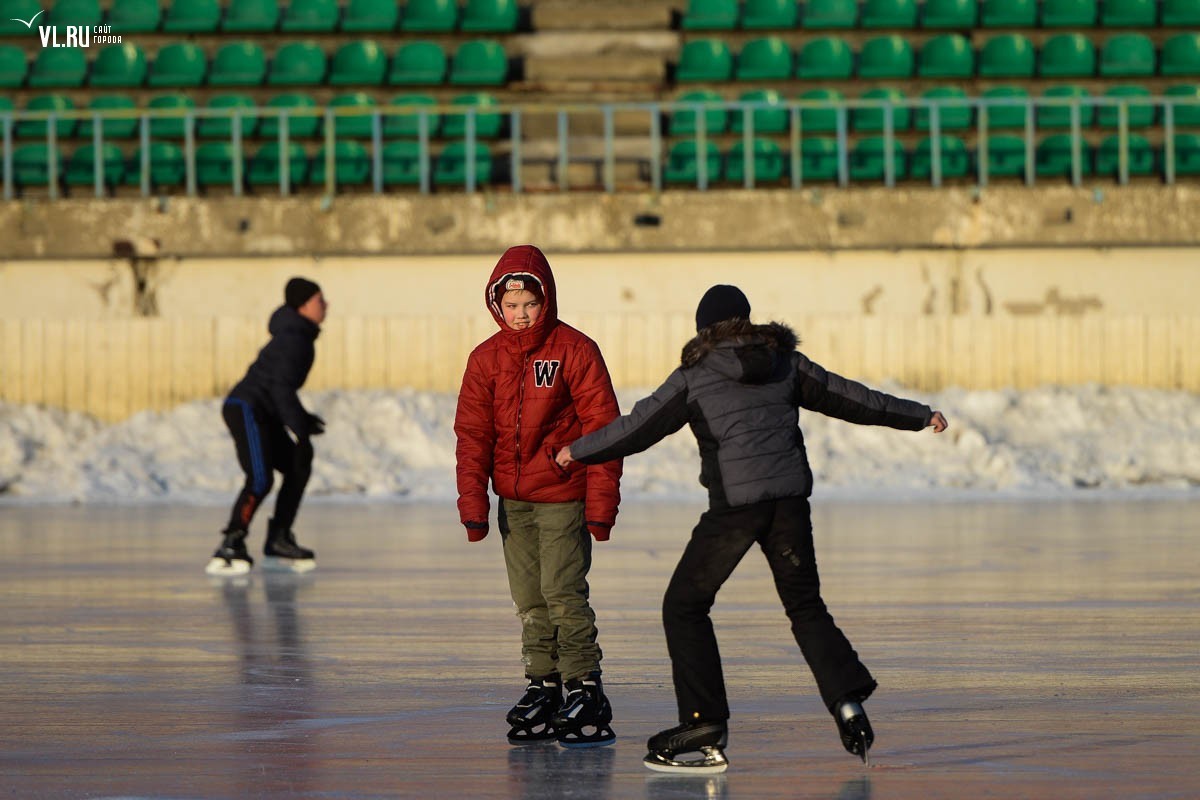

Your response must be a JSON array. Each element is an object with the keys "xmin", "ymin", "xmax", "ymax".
[
  {"xmin": 677, "ymin": 33, "xmax": 1200, "ymax": 81},
  {"xmin": 0, "ymin": 40, "xmax": 509, "ymax": 89},
  {"xmin": 8, "ymin": 139, "xmax": 496, "ymax": 189},
  {"xmin": 664, "ymin": 133, "xmax": 1200, "ymax": 182},
  {"xmin": 1, "ymin": 92, "xmax": 505, "ymax": 139},
  {"xmin": 682, "ymin": 0, "xmax": 1200, "ymax": 31},
  {"xmin": 0, "ymin": 0, "xmax": 519, "ymax": 36},
  {"xmin": 669, "ymin": 85, "xmax": 1200, "ymax": 134}
]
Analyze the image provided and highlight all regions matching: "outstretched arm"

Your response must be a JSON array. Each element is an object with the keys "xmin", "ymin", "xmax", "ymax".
[
  {"xmin": 793, "ymin": 352, "xmax": 934, "ymax": 432},
  {"xmin": 558, "ymin": 370, "xmax": 690, "ymax": 467}
]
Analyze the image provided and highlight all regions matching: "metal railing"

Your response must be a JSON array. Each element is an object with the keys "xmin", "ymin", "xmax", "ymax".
[{"xmin": 1, "ymin": 94, "xmax": 1197, "ymax": 200}]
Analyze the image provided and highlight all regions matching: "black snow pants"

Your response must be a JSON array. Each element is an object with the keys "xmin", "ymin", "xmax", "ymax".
[{"xmin": 222, "ymin": 397, "xmax": 313, "ymax": 534}]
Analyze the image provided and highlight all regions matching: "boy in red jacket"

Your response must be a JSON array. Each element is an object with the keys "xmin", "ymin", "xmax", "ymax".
[{"xmin": 454, "ymin": 245, "xmax": 623, "ymax": 748}]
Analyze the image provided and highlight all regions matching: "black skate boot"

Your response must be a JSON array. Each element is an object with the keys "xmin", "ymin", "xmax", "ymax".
[
  {"xmin": 643, "ymin": 720, "xmax": 729, "ymax": 774},
  {"xmin": 263, "ymin": 519, "xmax": 316, "ymax": 574},
  {"xmin": 506, "ymin": 674, "xmax": 562, "ymax": 744},
  {"xmin": 833, "ymin": 697, "xmax": 874, "ymax": 766},
  {"xmin": 205, "ymin": 528, "xmax": 253, "ymax": 576},
  {"xmin": 552, "ymin": 673, "xmax": 615, "ymax": 748}
]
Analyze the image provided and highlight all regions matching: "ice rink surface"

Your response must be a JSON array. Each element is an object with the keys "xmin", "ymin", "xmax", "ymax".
[{"xmin": 2, "ymin": 498, "xmax": 1198, "ymax": 799}]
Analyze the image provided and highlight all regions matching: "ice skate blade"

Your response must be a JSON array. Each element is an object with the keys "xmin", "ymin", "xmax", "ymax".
[
  {"xmin": 205, "ymin": 558, "xmax": 251, "ymax": 576},
  {"xmin": 643, "ymin": 747, "xmax": 729, "ymax": 775},
  {"xmin": 262, "ymin": 556, "xmax": 316, "ymax": 574}
]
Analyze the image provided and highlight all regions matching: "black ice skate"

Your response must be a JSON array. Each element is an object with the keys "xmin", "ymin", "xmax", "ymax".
[
  {"xmin": 506, "ymin": 674, "xmax": 562, "ymax": 744},
  {"xmin": 205, "ymin": 529, "xmax": 254, "ymax": 576},
  {"xmin": 643, "ymin": 720, "xmax": 729, "ymax": 774},
  {"xmin": 263, "ymin": 520, "xmax": 316, "ymax": 573},
  {"xmin": 833, "ymin": 698, "xmax": 874, "ymax": 766},
  {"xmin": 552, "ymin": 674, "xmax": 615, "ymax": 748}
]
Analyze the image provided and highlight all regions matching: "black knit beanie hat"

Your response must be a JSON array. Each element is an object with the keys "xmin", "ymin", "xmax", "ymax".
[
  {"xmin": 285, "ymin": 277, "xmax": 321, "ymax": 310},
  {"xmin": 695, "ymin": 284, "xmax": 751, "ymax": 332}
]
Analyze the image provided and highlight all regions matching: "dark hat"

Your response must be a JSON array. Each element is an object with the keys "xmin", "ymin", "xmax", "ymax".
[
  {"xmin": 494, "ymin": 272, "xmax": 544, "ymax": 301},
  {"xmin": 285, "ymin": 277, "xmax": 321, "ymax": 310},
  {"xmin": 695, "ymin": 284, "xmax": 751, "ymax": 331}
]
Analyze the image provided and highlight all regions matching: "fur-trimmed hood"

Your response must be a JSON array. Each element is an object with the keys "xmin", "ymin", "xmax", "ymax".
[{"xmin": 681, "ymin": 319, "xmax": 799, "ymax": 384}]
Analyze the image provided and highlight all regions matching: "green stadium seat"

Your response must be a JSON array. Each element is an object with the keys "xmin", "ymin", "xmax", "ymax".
[
  {"xmin": 449, "ymin": 40, "xmax": 509, "ymax": 86},
  {"xmin": 90, "ymin": 43, "xmax": 147, "ymax": 88},
  {"xmin": 796, "ymin": 37, "xmax": 852, "ymax": 79},
  {"xmin": 670, "ymin": 90, "xmax": 728, "ymax": 135},
  {"xmin": 1040, "ymin": 33, "xmax": 1096, "ymax": 78},
  {"xmin": 802, "ymin": 0, "xmax": 857, "ymax": 29},
  {"xmin": 984, "ymin": 135, "xmax": 1026, "ymax": 177},
  {"xmin": 1036, "ymin": 134, "xmax": 1092, "ymax": 177},
  {"xmin": 915, "ymin": 86, "xmax": 972, "ymax": 130},
  {"xmin": 676, "ymin": 40, "xmax": 733, "ymax": 82},
  {"xmin": 148, "ymin": 43, "xmax": 206, "ymax": 88},
  {"xmin": 442, "ymin": 93, "xmax": 503, "ymax": 138},
  {"xmin": 195, "ymin": 141, "xmax": 245, "ymax": 188},
  {"xmin": 383, "ymin": 94, "xmax": 440, "ymax": 137},
  {"xmin": 980, "ymin": 0, "xmax": 1035, "ymax": 27},
  {"xmin": 330, "ymin": 40, "xmax": 388, "ymax": 85},
  {"xmin": 147, "ymin": 93, "xmax": 196, "ymax": 138},
  {"xmin": 682, "ymin": 0, "xmax": 738, "ymax": 30},
  {"xmin": 736, "ymin": 37, "xmax": 792, "ymax": 81},
  {"xmin": 1163, "ymin": 0, "xmax": 1200, "ymax": 26},
  {"xmin": 730, "ymin": 89, "xmax": 787, "ymax": 134},
  {"xmin": 798, "ymin": 88, "xmax": 842, "ymax": 133},
  {"xmin": 79, "ymin": 95, "xmax": 140, "ymax": 139},
  {"xmin": 107, "ymin": 0, "xmax": 161, "ymax": 33},
  {"xmin": 921, "ymin": 0, "xmax": 977, "ymax": 27},
  {"xmin": 0, "ymin": 46, "xmax": 28, "ymax": 89},
  {"xmin": 163, "ymin": 0, "xmax": 220, "ymax": 32},
  {"xmin": 435, "ymin": 142, "xmax": 494, "ymax": 185},
  {"xmin": 382, "ymin": 139, "xmax": 422, "ymax": 185},
  {"xmin": 918, "ymin": 34, "xmax": 974, "ymax": 78},
  {"xmin": 390, "ymin": 41, "xmax": 448, "ymax": 84},
  {"xmin": 1165, "ymin": 84, "xmax": 1200, "ymax": 126},
  {"xmin": 979, "ymin": 34, "xmax": 1035, "ymax": 78},
  {"xmin": 1100, "ymin": 34, "xmax": 1155, "ymax": 77},
  {"xmin": 223, "ymin": 0, "xmax": 280, "ymax": 32},
  {"xmin": 401, "ymin": 0, "xmax": 457, "ymax": 32},
  {"xmin": 329, "ymin": 92, "xmax": 379, "ymax": 138},
  {"xmin": 16, "ymin": 94, "xmax": 76, "ymax": 139},
  {"xmin": 1041, "ymin": 0, "xmax": 1097, "ymax": 27},
  {"xmin": 854, "ymin": 87, "xmax": 910, "ymax": 132},
  {"xmin": 1173, "ymin": 133, "xmax": 1200, "ymax": 174},
  {"xmin": 198, "ymin": 94, "xmax": 258, "ymax": 139},
  {"xmin": 0, "ymin": 0, "xmax": 41, "ymax": 35},
  {"xmin": 249, "ymin": 141, "xmax": 310, "ymax": 186},
  {"xmin": 664, "ymin": 140, "xmax": 722, "ymax": 183},
  {"xmin": 1095, "ymin": 134, "xmax": 1154, "ymax": 176},
  {"xmin": 342, "ymin": 0, "xmax": 399, "ymax": 31},
  {"xmin": 798, "ymin": 138, "xmax": 839, "ymax": 180},
  {"xmin": 725, "ymin": 138, "xmax": 785, "ymax": 183},
  {"xmin": 260, "ymin": 93, "xmax": 321, "ymax": 138},
  {"xmin": 850, "ymin": 136, "xmax": 906, "ymax": 181},
  {"xmin": 1162, "ymin": 34, "xmax": 1200, "ymax": 77},
  {"xmin": 982, "ymin": 86, "xmax": 1030, "ymax": 130},
  {"xmin": 742, "ymin": 0, "xmax": 798, "ymax": 29},
  {"xmin": 13, "ymin": 144, "xmax": 64, "ymax": 188},
  {"xmin": 463, "ymin": 0, "xmax": 519, "ymax": 31},
  {"xmin": 858, "ymin": 35, "xmax": 914, "ymax": 78},
  {"xmin": 1098, "ymin": 85, "xmax": 1154, "ymax": 128},
  {"xmin": 1100, "ymin": 0, "xmax": 1156, "ymax": 27},
  {"xmin": 282, "ymin": 0, "xmax": 339, "ymax": 32},
  {"xmin": 66, "ymin": 143, "xmax": 126, "ymax": 188},
  {"xmin": 1038, "ymin": 84, "xmax": 1094, "ymax": 128},
  {"xmin": 268, "ymin": 42, "xmax": 327, "ymax": 86},
  {"xmin": 29, "ymin": 47, "xmax": 87, "ymax": 88},
  {"xmin": 910, "ymin": 136, "xmax": 970, "ymax": 179},
  {"xmin": 209, "ymin": 43, "xmax": 267, "ymax": 86},
  {"xmin": 861, "ymin": 0, "xmax": 917, "ymax": 29},
  {"xmin": 48, "ymin": 0, "xmax": 101, "ymax": 29},
  {"xmin": 125, "ymin": 141, "xmax": 186, "ymax": 187}
]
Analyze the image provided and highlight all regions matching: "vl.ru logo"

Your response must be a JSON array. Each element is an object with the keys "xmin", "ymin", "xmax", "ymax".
[{"xmin": 8, "ymin": 7, "xmax": 123, "ymax": 47}]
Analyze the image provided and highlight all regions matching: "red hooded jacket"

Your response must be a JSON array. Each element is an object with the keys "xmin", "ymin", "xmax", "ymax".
[{"xmin": 454, "ymin": 245, "xmax": 622, "ymax": 542}]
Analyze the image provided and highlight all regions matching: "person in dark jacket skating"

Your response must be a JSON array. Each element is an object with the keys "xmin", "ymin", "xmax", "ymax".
[
  {"xmin": 555, "ymin": 285, "xmax": 948, "ymax": 774},
  {"xmin": 206, "ymin": 277, "xmax": 329, "ymax": 577}
]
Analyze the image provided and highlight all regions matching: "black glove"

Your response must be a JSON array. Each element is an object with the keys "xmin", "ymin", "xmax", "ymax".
[{"xmin": 307, "ymin": 413, "xmax": 326, "ymax": 436}]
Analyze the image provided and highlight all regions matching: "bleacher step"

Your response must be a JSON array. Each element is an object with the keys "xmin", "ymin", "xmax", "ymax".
[
  {"xmin": 523, "ymin": 54, "xmax": 666, "ymax": 83},
  {"xmin": 532, "ymin": 0, "xmax": 674, "ymax": 31}
]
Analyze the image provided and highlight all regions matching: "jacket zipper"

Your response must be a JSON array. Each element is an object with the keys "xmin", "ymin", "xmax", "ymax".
[{"xmin": 514, "ymin": 353, "xmax": 529, "ymax": 499}]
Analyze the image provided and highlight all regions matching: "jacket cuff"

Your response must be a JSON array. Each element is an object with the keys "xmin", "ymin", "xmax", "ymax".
[
  {"xmin": 586, "ymin": 521, "xmax": 611, "ymax": 542},
  {"xmin": 464, "ymin": 521, "xmax": 488, "ymax": 542}
]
